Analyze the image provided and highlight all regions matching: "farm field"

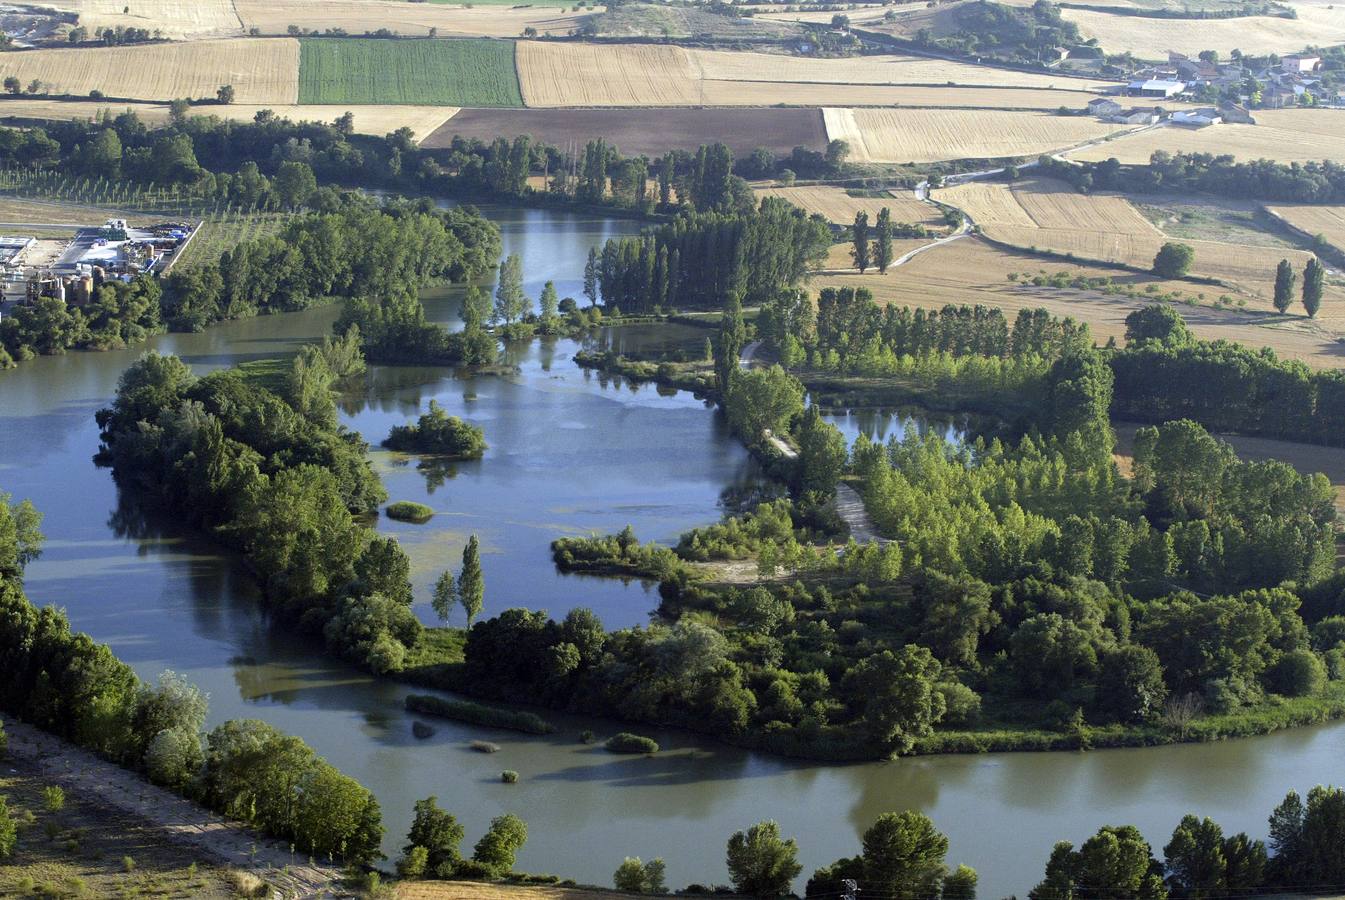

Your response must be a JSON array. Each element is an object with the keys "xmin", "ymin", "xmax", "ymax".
[
  {"xmin": 686, "ymin": 47, "xmax": 1114, "ymax": 90},
  {"xmin": 1136, "ymin": 196, "xmax": 1302, "ymax": 249},
  {"xmin": 811, "ymin": 236, "xmax": 1345, "ymax": 368},
  {"xmin": 173, "ymin": 211, "xmax": 291, "ymax": 270},
  {"xmin": 753, "ymin": 185, "xmax": 944, "ymax": 227},
  {"xmin": 42, "ymin": 0, "xmax": 243, "ymax": 39},
  {"xmin": 0, "ymin": 195, "xmax": 146, "ymax": 228},
  {"xmin": 517, "ymin": 42, "xmax": 702, "ymax": 106},
  {"xmin": 824, "ymin": 108, "xmax": 1132, "ymax": 163},
  {"xmin": 595, "ymin": 3, "xmax": 802, "ymax": 38},
  {"xmin": 698, "ymin": 82, "xmax": 1107, "ymax": 110},
  {"xmin": 1061, "ymin": 4, "xmax": 1345, "ymax": 55},
  {"xmin": 1266, "ymin": 203, "xmax": 1345, "ymax": 254},
  {"xmin": 938, "ymin": 177, "xmax": 1326, "ymax": 302},
  {"xmin": 238, "ymin": 0, "xmax": 588, "ymax": 37},
  {"xmin": 397, "ymin": 884, "xmax": 636, "ymax": 900},
  {"xmin": 0, "ymin": 38, "xmax": 299, "ymax": 104},
  {"xmin": 297, "ymin": 38, "xmax": 521, "ymax": 106},
  {"xmin": 1066, "ymin": 112, "xmax": 1345, "ymax": 164},
  {"xmin": 423, "ymin": 107, "xmax": 826, "ymax": 156}
]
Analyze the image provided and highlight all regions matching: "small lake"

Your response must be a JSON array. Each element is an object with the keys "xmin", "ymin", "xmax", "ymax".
[{"xmin": 2, "ymin": 205, "xmax": 1343, "ymax": 896}]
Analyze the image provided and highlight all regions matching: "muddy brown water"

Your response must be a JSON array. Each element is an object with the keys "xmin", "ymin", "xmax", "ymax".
[{"xmin": 2, "ymin": 205, "xmax": 1341, "ymax": 895}]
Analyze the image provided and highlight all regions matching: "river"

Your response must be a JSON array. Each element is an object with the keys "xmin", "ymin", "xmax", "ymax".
[{"xmin": 1, "ymin": 205, "xmax": 1341, "ymax": 896}]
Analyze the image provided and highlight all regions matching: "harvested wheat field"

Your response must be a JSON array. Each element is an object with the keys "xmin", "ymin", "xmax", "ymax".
[
  {"xmin": 1062, "ymin": 5, "xmax": 1345, "ymax": 55},
  {"xmin": 688, "ymin": 48, "xmax": 1112, "ymax": 91},
  {"xmin": 821, "ymin": 237, "xmax": 941, "ymax": 270},
  {"xmin": 825, "ymin": 108, "xmax": 1131, "ymax": 163},
  {"xmin": 754, "ymin": 185, "xmax": 944, "ymax": 227},
  {"xmin": 0, "ymin": 38, "xmax": 299, "ymax": 104},
  {"xmin": 812, "ymin": 237, "xmax": 1345, "ymax": 368},
  {"xmin": 1067, "ymin": 113, "xmax": 1345, "ymax": 165},
  {"xmin": 938, "ymin": 177, "xmax": 1322, "ymax": 301},
  {"xmin": 1266, "ymin": 204, "xmax": 1345, "ymax": 254},
  {"xmin": 424, "ymin": 107, "xmax": 825, "ymax": 156},
  {"xmin": 43, "ymin": 0, "xmax": 243, "ymax": 39},
  {"xmin": 397, "ymin": 883, "xmax": 636, "ymax": 900},
  {"xmin": 238, "ymin": 0, "xmax": 587, "ymax": 38},
  {"xmin": 518, "ymin": 42, "xmax": 704, "ymax": 106},
  {"xmin": 699, "ymin": 81, "xmax": 1106, "ymax": 110}
]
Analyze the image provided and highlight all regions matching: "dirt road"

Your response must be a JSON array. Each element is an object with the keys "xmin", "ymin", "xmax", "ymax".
[{"xmin": 4, "ymin": 721, "xmax": 342, "ymax": 898}]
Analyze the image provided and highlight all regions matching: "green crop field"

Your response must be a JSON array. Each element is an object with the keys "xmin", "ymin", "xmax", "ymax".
[{"xmin": 297, "ymin": 38, "xmax": 523, "ymax": 106}]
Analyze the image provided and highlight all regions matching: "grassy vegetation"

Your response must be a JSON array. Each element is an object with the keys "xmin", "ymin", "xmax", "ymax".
[
  {"xmin": 404, "ymin": 694, "xmax": 555, "ymax": 734},
  {"xmin": 0, "ymin": 762, "xmax": 238, "ymax": 898},
  {"xmin": 1135, "ymin": 199, "xmax": 1302, "ymax": 250},
  {"xmin": 386, "ymin": 500, "xmax": 435, "ymax": 523},
  {"xmin": 604, "ymin": 732, "xmax": 659, "ymax": 754},
  {"xmin": 297, "ymin": 38, "xmax": 523, "ymax": 106}
]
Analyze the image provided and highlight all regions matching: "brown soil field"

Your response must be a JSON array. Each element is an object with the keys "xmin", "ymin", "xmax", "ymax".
[
  {"xmin": 518, "ymin": 42, "xmax": 703, "ymax": 106},
  {"xmin": 754, "ymin": 185, "xmax": 943, "ymax": 226},
  {"xmin": 42, "ymin": 0, "xmax": 243, "ymax": 39},
  {"xmin": 1266, "ymin": 203, "xmax": 1345, "ymax": 254},
  {"xmin": 398, "ymin": 884, "xmax": 639, "ymax": 900},
  {"xmin": 1062, "ymin": 5, "xmax": 1345, "ymax": 56},
  {"xmin": 825, "ymin": 108, "xmax": 1132, "ymax": 163},
  {"xmin": 0, "ymin": 38, "xmax": 300, "ymax": 104},
  {"xmin": 687, "ymin": 47, "xmax": 1114, "ymax": 90},
  {"xmin": 238, "ymin": 1, "xmax": 588, "ymax": 38},
  {"xmin": 423, "ymin": 107, "xmax": 827, "ymax": 156},
  {"xmin": 1066, "ymin": 110, "xmax": 1345, "ymax": 164},
  {"xmin": 809, "ymin": 236, "xmax": 1345, "ymax": 368},
  {"xmin": 0, "ymin": 196, "xmax": 146, "ymax": 227},
  {"xmin": 938, "ymin": 177, "xmax": 1326, "ymax": 303}
]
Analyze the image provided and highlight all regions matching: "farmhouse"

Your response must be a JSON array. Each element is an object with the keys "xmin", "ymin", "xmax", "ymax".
[
  {"xmin": 1170, "ymin": 107, "xmax": 1221, "ymax": 127},
  {"xmin": 1087, "ymin": 97, "xmax": 1122, "ymax": 117},
  {"xmin": 1108, "ymin": 107, "xmax": 1163, "ymax": 125},
  {"xmin": 1127, "ymin": 79, "xmax": 1185, "ymax": 98},
  {"xmin": 1281, "ymin": 55, "xmax": 1321, "ymax": 74}
]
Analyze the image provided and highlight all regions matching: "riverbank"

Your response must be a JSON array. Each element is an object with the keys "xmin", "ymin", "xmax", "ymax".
[{"xmin": 1, "ymin": 721, "xmax": 340, "ymax": 898}]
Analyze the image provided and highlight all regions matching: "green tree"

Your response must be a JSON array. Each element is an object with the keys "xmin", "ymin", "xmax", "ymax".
[
  {"xmin": 0, "ymin": 491, "xmax": 44, "ymax": 580},
  {"xmin": 584, "ymin": 247, "xmax": 599, "ymax": 307},
  {"xmin": 861, "ymin": 811, "xmax": 950, "ymax": 899},
  {"xmin": 432, "ymin": 569, "xmax": 456, "ymax": 625},
  {"xmin": 539, "ymin": 280, "xmax": 560, "ymax": 331},
  {"xmin": 273, "ymin": 161, "xmax": 316, "ymax": 210},
  {"xmin": 458, "ymin": 535, "xmax": 485, "ymax": 626},
  {"xmin": 715, "ymin": 291, "xmax": 747, "ymax": 394},
  {"xmin": 1273, "ymin": 259, "xmax": 1296, "ymax": 313},
  {"xmin": 874, "ymin": 207, "xmax": 893, "ymax": 274},
  {"xmin": 842, "ymin": 646, "xmax": 945, "ymax": 754},
  {"xmin": 726, "ymin": 820, "xmax": 803, "ymax": 898},
  {"xmin": 614, "ymin": 857, "xmax": 667, "ymax": 893},
  {"xmin": 1302, "ymin": 257, "xmax": 1324, "ymax": 318},
  {"xmin": 216, "ymin": 83, "xmax": 235, "ymax": 104},
  {"xmin": 494, "ymin": 254, "xmax": 528, "ymax": 324},
  {"xmin": 2, "ymin": 77, "xmax": 18, "ymax": 95},
  {"xmin": 1096, "ymin": 645, "xmax": 1167, "ymax": 724},
  {"xmin": 473, "ymin": 813, "xmax": 527, "ymax": 873},
  {"xmin": 723, "ymin": 365, "xmax": 805, "ymax": 444},
  {"xmin": 1153, "ymin": 242, "xmax": 1195, "ymax": 278},
  {"xmin": 1163, "ymin": 816, "xmax": 1226, "ymax": 898},
  {"xmin": 943, "ymin": 864, "xmax": 979, "ymax": 900},
  {"xmin": 1124, "ymin": 305, "xmax": 1191, "ymax": 348},
  {"xmin": 0, "ymin": 795, "xmax": 14, "ymax": 860},
  {"xmin": 794, "ymin": 405, "xmax": 847, "ymax": 496},
  {"xmin": 403, "ymin": 796, "xmax": 465, "ymax": 878},
  {"xmin": 852, "ymin": 212, "xmax": 871, "ymax": 273},
  {"xmin": 460, "ymin": 286, "xmax": 492, "ymax": 332}
]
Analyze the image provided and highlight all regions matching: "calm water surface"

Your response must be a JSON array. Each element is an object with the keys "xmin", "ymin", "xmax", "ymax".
[{"xmin": 2, "ymin": 206, "xmax": 1342, "ymax": 895}]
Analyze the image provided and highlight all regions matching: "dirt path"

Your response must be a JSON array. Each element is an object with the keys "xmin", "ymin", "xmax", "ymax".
[
  {"xmin": 836, "ymin": 483, "xmax": 886, "ymax": 543},
  {"xmin": 5, "ymin": 721, "xmax": 343, "ymax": 898}
]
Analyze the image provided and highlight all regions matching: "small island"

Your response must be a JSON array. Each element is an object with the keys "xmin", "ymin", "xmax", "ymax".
[{"xmin": 383, "ymin": 400, "xmax": 487, "ymax": 459}]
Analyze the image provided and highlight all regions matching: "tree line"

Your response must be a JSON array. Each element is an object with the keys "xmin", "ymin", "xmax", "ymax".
[
  {"xmin": 0, "ymin": 493, "xmax": 383, "ymax": 864},
  {"xmin": 1037, "ymin": 150, "xmax": 1345, "ymax": 204},
  {"xmin": 590, "ymin": 197, "xmax": 832, "ymax": 312}
]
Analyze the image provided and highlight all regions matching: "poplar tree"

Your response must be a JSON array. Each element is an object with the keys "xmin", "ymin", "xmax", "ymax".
[
  {"xmin": 1303, "ymin": 257, "xmax": 1324, "ymax": 318},
  {"xmin": 493, "ymin": 253, "xmax": 527, "ymax": 324},
  {"xmin": 584, "ymin": 247, "xmax": 598, "ymax": 307},
  {"xmin": 715, "ymin": 291, "xmax": 747, "ymax": 394},
  {"xmin": 874, "ymin": 207, "xmax": 893, "ymax": 274},
  {"xmin": 1273, "ymin": 259, "xmax": 1296, "ymax": 313},
  {"xmin": 852, "ymin": 211, "xmax": 871, "ymax": 273},
  {"xmin": 432, "ymin": 570, "xmax": 455, "ymax": 624},
  {"xmin": 457, "ymin": 535, "xmax": 485, "ymax": 626}
]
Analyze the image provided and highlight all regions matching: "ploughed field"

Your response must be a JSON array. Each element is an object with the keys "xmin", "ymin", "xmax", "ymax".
[
  {"xmin": 297, "ymin": 38, "xmax": 522, "ymax": 106},
  {"xmin": 424, "ymin": 107, "xmax": 827, "ymax": 157}
]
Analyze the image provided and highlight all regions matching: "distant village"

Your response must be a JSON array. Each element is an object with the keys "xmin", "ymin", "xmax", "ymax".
[
  {"xmin": 0, "ymin": 218, "xmax": 195, "ymax": 309},
  {"xmin": 1078, "ymin": 52, "xmax": 1337, "ymax": 130}
]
